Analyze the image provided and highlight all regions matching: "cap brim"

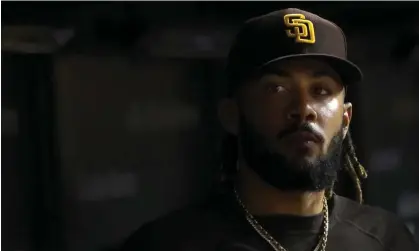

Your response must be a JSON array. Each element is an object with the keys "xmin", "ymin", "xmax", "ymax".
[{"xmin": 261, "ymin": 54, "xmax": 363, "ymax": 85}]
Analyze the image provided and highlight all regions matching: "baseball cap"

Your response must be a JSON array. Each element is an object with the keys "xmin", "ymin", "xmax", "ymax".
[{"xmin": 226, "ymin": 8, "xmax": 363, "ymax": 93}]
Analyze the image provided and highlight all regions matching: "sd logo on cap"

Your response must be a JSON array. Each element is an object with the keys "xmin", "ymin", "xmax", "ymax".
[{"xmin": 284, "ymin": 14, "xmax": 316, "ymax": 44}]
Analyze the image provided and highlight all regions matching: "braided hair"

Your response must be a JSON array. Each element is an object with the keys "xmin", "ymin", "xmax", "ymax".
[
  {"xmin": 219, "ymin": 130, "xmax": 368, "ymax": 203},
  {"xmin": 336, "ymin": 130, "xmax": 368, "ymax": 203}
]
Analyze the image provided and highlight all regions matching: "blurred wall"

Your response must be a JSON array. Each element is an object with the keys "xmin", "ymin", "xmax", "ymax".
[
  {"xmin": 348, "ymin": 30, "xmax": 419, "ymax": 234},
  {"xmin": 2, "ymin": 54, "xmax": 34, "ymax": 251},
  {"xmin": 54, "ymin": 54, "xmax": 222, "ymax": 250}
]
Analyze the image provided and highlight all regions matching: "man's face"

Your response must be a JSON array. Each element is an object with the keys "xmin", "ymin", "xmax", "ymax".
[{"xmin": 222, "ymin": 58, "xmax": 352, "ymax": 191}]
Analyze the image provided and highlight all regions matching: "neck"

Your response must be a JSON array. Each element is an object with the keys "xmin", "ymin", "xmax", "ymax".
[{"xmin": 236, "ymin": 162, "xmax": 325, "ymax": 216}]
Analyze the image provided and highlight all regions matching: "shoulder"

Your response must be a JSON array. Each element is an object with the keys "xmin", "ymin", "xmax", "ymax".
[
  {"xmin": 119, "ymin": 195, "xmax": 235, "ymax": 251},
  {"xmin": 148, "ymin": 194, "xmax": 234, "ymax": 231},
  {"xmin": 333, "ymin": 195, "xmax": 418, "ymax": 251},
  {"xmin": 333, "ymin": 195, "xmax": 405, "ymax": 232}
]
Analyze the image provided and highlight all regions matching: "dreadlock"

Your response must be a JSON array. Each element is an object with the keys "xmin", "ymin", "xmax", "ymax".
[
  {"xmin": 330, "ymin": 130, "xmax": 368, "ymax": 203},
  {"xmin": 219, "ymin": 131, "xmax": 368, "ymax": 204}
]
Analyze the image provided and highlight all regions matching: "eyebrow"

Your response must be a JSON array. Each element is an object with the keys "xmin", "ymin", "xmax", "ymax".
[
  {"xmin": 311, "ymin": 70, "xmax": 338, "ymax": 79},
  {"xmin": 311, "ymin": 70, "xmax": 343, "ymax": 85}
]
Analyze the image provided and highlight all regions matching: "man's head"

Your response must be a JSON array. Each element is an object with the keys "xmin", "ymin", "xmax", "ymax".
[{"xmin": 218, "ymin": 8, "xmax": 367, "ymax": 201}]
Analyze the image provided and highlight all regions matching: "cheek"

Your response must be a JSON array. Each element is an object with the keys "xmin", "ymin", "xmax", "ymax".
[
  {"xmin": 242, "ymin": 98, "xmax": 287, "ymax": 137},
  {"xmin": 257, "ymin": 100, "xmax": 288, "ymax": 134},
  {"xmin": 317, "ymin": 99, "xmax": 344, "ymax": 149},
  {"xmin": 319, "ymin": 99, "xmax": 340, "ymax": 119}
]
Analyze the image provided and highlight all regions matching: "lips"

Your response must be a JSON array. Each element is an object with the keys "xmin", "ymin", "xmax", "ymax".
[{"xmin": 286, "ymin": 131, "xmax": 322, "ymax": 144}]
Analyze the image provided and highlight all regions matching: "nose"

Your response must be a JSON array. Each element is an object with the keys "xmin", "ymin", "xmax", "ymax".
[{"xmin": 287, "ymin": 93, "xmax": 318, "ymax": 123}]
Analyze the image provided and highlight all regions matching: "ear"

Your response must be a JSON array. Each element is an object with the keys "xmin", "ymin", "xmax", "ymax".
[
  {"xmin": 218, "ymin": 98, "xmax": 239, "ymax": 136},
  {"xmin": 342, "ymin": 102, "xmax": 352, "ymax": 138}
]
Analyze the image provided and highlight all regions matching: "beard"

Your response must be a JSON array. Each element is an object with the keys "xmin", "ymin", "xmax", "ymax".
[{"xmin": 239, "ymin": 115, "xmax": 344, "ymax": 191}]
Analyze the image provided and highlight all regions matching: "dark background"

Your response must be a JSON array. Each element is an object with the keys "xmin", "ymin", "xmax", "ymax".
[{"xmin": 2, "ymin": 2, "xmax": 419, "ymax": 251}]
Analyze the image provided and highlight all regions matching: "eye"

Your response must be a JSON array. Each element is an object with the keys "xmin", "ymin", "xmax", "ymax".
[
  {"xmin": 267, "ymin": 84, "xmax": 287, "ymax": 94},
  {"xmin": 313, "ymin": 86, "xmax": 331, "ymax": 96}
]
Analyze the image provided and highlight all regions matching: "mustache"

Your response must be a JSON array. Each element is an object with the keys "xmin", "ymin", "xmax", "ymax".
[{"xmin": 277, "ymin": 123, "xmax": 324, "ymax": 142}]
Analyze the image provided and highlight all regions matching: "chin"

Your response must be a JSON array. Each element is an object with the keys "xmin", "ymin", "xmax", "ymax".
[
  {"xmin": 287, "ymin": 156, "xmax": 322, "ymax": 171},
  {"xmin": 281, "ymin": 143, "xmax": 321, "ymax": 158},
  {"xmin": 287, "ymin": 152, "xmax": 320, "ymax": 164}
]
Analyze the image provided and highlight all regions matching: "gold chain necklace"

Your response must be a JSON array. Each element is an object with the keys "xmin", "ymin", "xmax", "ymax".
[{"xmin": 234, "ymin": 189, "xmax": 329, "ymax": 251}]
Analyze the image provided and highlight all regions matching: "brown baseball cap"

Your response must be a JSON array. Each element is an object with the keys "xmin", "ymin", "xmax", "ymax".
[{"xmin": 226, "ymin": 8, "xmax": 363, "ymax": 93}]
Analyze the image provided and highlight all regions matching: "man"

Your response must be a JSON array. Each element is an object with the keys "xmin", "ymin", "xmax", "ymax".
[{"xmin": 120, "ymin": 8, "xmax": 418, "ymax": 251}]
